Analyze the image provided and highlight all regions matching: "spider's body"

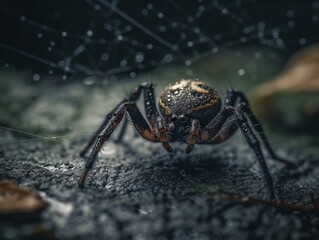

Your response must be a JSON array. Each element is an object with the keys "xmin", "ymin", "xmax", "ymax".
[
  {"xmin": 158, "ymin": 80, "xmax": 221, "ymax": 142},
  {"xmin": 79, "ymin": 79, "xmax": 292, "ymax": 199}
]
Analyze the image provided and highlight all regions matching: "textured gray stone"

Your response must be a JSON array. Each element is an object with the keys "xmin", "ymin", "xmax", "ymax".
[{"xmin": 1, "ymin": 63, "xmax": 319, "ymax": 239}]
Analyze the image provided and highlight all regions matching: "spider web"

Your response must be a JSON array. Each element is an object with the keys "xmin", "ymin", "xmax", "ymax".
[{"xmin": 0, "ymin": 0, "xmax": 318, "ymax": 81}]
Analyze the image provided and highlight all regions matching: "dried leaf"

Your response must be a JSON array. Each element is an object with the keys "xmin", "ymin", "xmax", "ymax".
[{"xmin": 0, "ymin": 180, "xmax": 47, "ymax": 219}]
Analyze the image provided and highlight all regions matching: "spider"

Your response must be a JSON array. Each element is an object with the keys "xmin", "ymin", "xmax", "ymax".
[{"xmin": 79, "ymin": 79, "xmax": 293, "ymax": 199}]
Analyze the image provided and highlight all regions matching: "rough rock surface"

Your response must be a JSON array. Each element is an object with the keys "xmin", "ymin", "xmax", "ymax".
[{"xmin": 1, "ymin": 64, "xmax": 319, "ymax": 239}]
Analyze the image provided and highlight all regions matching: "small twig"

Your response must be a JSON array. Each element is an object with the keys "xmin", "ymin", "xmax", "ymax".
[{"xmin": 222, "ymin": 193, "xmax": 319, "ymax": 212}]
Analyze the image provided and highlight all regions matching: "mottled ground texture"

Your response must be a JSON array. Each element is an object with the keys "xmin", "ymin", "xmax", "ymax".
[{"xmin": 1, "ymin": 52, "xmax": 319, "ymax": 240}]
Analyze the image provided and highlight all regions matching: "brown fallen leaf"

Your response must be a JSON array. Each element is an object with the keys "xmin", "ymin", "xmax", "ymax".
[
  {"xmin": 253, "ymin": 44, "xmax": 319, "ymax": 97},
  {"xmin": 251, "ymin": 44, "xmax": 319, "ymax": 131},
  {"xmin": 0, "ymin": 180, "xmax": 48, "ymax": 220}
]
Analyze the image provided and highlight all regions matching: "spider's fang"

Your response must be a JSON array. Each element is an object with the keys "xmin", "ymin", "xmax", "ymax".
[
  {"xmin": 186, "ymin": 144, "xmax": 195, "ymax": 154},
  {"xmin": 163, "ymin": 142, "xmax": 173, "ymax": 152}
]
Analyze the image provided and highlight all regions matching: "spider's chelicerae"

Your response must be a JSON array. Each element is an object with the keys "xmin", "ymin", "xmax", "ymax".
[{"xmin": 79, "ymin": 79, "xmax": 293, "ymax": 199}]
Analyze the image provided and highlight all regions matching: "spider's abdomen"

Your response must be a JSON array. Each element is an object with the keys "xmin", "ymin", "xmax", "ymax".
[{"xmin": 158, "ymin": 79, "xmax": 221, "ymax": 123}]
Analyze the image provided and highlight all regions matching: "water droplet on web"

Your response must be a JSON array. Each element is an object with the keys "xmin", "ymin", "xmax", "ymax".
[
  {"xmin": 83, "ymin": 77, "xmax": 96, "ymax": 85},
  {"xmin": 187, "ymin": 41, "xmax": 194, "ymax": 47},
  {"xmin": 94, "ymin": 4, "xmax": 101, "ymax": 11},
  {"xmin": 222, "ymin": 8, "xmax": 228, "ymax": 14},
  {"xmin": 164, "ymin": 54, "xmax": 173, "ymax": 62},
  {"xmin": 286, "ymin": 10, "xmax": 294, "ymax": 18},
  {"xmin": 157, "ymin": 12, "xmax": 164, "ymax": 18},
  {"xmin": 103, "ymin": 79, "xmax": 109, "ymax": 85},
  {"xmin": 255, "ymin": 52, "xmax": 261, "ymax": 59},
  {"xmin": 188, "ymin": 16, "xmax": 194, "ymax": 22},
  {"xmin": 142, "ymin": 9, "xmax": 149, "ymax": 16},
  {"xmin": 101, "ymin": 53, "xmax": 109, "ymax": 61},
  {"xmin": 299, "ymin": 38, "xmax": 306, "ymax": 45},
  {"xmin": 238, "ymin": 69, "xmax": 245, "ymax": 76},
  {"xmin": 135, "ymin": 52, "xmax": 144, "ymax": 63},
  {"xmin": 33, "ymin": 74, "xmax": 40, "ymax": 81},
  {"xmin": 86, "ymin": 30, "xmax": 93, "ymax": 37},
  {"xmin": 174, "ymin": 90, "xmax": 179, "ymax": 95},
  {"xmin": 288, "ymin": 21, "xmax": 295, "ymax": 28},
  {"xmin": 120, "ymin": 60, "xmax": 127, "ymax": 67}
]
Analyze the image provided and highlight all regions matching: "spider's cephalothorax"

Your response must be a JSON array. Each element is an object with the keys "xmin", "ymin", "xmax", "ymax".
[
  {"xmin": 158, "ymin": 79, "xmax": 221, "ymax": 141},
  {"xmin": 79, "ymin": 79, "xmax": 293, "ymax": 200},
  {"xmin": 159, "ymin": 79, "xmax": 221, "ymax": 123}
]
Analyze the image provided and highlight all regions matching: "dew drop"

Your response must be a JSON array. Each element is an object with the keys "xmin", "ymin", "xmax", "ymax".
[
  {"xmin": 238, "ymin": 69, "xmax": 245, "ymax": 76},
  {"xmin": 174, "ymin": 90, "xmax": 179, "ymax": 95},
  {"xmin": 135, "ymin": 52, "xmax": 144, "ymax": 63},
  {"xmin": 83, "ymin": 77, "xmax": 96, "ymax": 85},
  {"xmin": 33, "ymin": 74, "xmax": 40, "ymax": 81},
  {"xmin": 86, "ymin": 30, "xmax": 93, "ymax": 37},
  {"xmin": 101, "ymin": 53, "xmax": 109, "ymax": 61}
]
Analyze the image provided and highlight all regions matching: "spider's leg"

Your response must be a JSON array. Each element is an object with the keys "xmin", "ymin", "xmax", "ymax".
[
  {"xmin": 200, "ymin": 106, "xmax": 275, "ymax": 200},
  {"xmin": 114, "ymin": 117, "xmax": 128, "ymax": 143},
  {"xmin": 208, "ymin": 117, "xmax": 238, "ymax": 144},
  {"xmin": 79, "ymin": 101, "xmax": 159, "ymax": 187},
  {"xmin": 140, "ymin": 83, "xmax": 172, "ymax": 152},
  {"xmin": 117, "ymin": 82, "xmax": 172, "ymax": 152},
  {"xmin": 80, "ymin": 101, "xmax": 125, "ymax": 157},
  {"xmin": 186, "ymin": 119, "xmax": 201, "ymax": 153},
  {"xmin": 225, "ymin": 90, "xmax": 294, "ymax": 166},
  {"xmin": 80, "ymin": 83, "xmax": 146, "ymax": 157}
]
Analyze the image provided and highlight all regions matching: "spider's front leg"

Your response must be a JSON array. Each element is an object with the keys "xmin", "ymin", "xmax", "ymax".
[
  {"xmin": 80, "ymin": 82, "xmax": 172, "ymax": 157},
  {"xmin": 199, "ymin": 106, "xmax": 275, "ymax": 200},
  {"xmin": 226, "ymin": 90, "xmax": 294, "ymax": 167},
  {"xmin": 78, "ymin": 101, "xmax": 160, "ymax": 187},
  {"xmin": 186, "ymin": 119, "xmax": 201, "ymax": 153},
  {"xmin": 80, "ymin": 83, "xmax": 145, "ymax": 157}
]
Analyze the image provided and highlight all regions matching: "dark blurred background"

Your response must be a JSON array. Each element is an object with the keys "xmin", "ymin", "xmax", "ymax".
[{"xmin": 1, "ymin": 0, "xmax": 318, "ymax": 79}]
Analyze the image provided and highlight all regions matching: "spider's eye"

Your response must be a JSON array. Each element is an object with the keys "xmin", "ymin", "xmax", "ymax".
[
  {"xmin": 179, "ymin": 115, "xmax": 187, "ymax": 123},
  {"xmin": 171, "ymin": 115, "xmax": 178, "ymax": 122}
]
